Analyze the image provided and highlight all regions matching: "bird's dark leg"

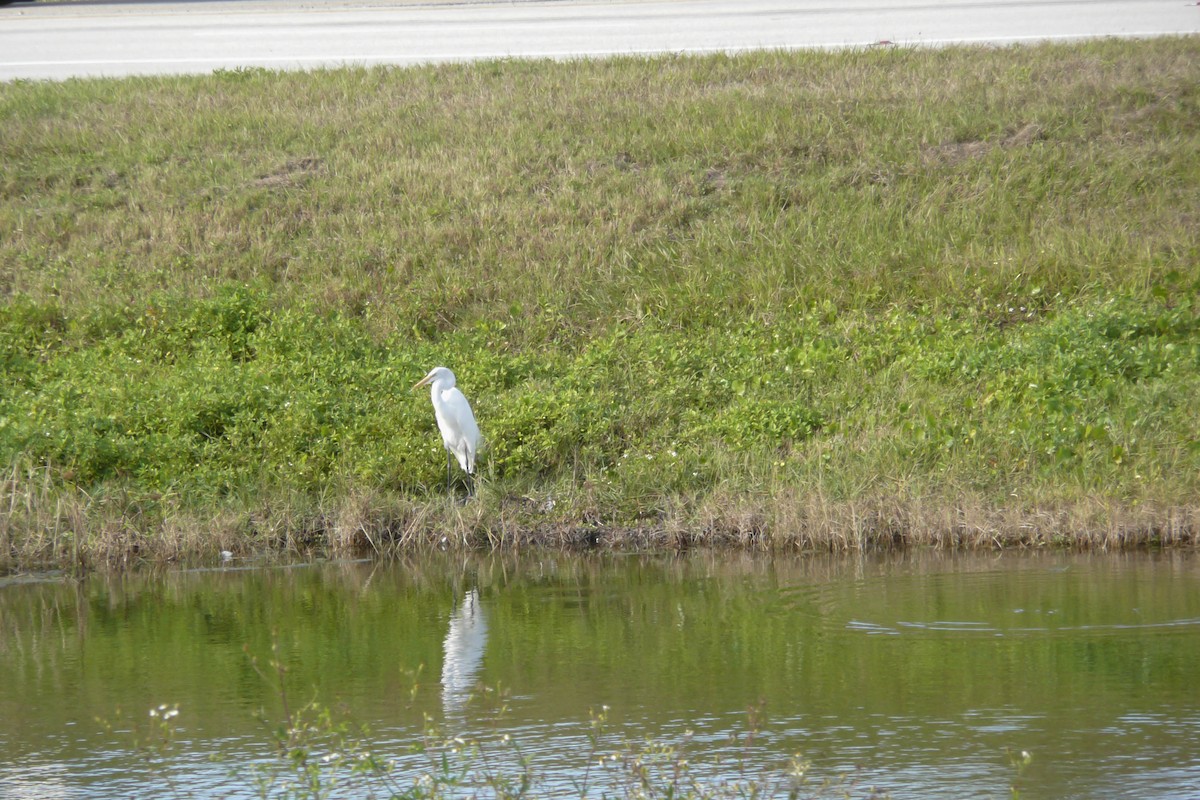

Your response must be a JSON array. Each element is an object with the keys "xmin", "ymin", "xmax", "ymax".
[{"xmin": 446, "ymin": 451, "xmax": 454, "ymax": 495}]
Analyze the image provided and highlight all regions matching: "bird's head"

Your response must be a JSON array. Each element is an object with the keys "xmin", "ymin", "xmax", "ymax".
[{"xmin": 413, "ymin": 366, "xmax": 456, "ymax": 391}]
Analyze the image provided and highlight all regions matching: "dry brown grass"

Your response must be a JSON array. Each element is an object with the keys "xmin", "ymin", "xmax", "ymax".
[{"xmin": 6, "ymin": 463, "xmax": 1192, "ymax": 573}]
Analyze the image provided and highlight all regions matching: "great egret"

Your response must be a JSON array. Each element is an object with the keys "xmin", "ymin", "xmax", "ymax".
[{"xmin": 413, "ymin": 366, "xmax": 480, "ymax": 494}]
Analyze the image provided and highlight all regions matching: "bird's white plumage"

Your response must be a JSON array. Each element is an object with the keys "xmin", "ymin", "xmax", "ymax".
[{"xmin": 414, "ymin": 366, "xmax": 480, "ymax": 480}]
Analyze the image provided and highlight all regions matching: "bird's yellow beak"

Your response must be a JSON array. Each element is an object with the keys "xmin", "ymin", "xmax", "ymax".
[{"xmin": 412, "ymin": 374, "xmax": 432, "ymax": 391}]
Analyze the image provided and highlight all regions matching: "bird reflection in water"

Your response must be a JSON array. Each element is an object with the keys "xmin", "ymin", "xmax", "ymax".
[{"xmin": 441, "ymin": 588, "xmax": 488, "ymax": 715}]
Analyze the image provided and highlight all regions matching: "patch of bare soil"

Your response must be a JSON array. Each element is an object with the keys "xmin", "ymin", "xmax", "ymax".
[
  {"xmin": 923, "ymin": 122, "xmax": 1045, "ymax": 166},
  {"xmin": 252, "ymin": 157, "xmax": 323, "ymax": 189}
]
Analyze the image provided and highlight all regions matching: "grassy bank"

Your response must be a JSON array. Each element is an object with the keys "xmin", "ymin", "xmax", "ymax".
[{"xmin": 2, "ymin": 39, "xmax": 1198, "ymax": 568}]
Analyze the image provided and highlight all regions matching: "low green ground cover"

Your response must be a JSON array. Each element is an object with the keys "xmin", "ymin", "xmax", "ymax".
[{"xmin": 1, "ymin": 39, "xmax": 1198, "ymax": 565}]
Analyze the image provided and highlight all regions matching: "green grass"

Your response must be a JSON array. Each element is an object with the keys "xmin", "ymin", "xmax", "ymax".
[{"xmin": 1, "ymin": 39, "xmax": 1198, "ymax": 566}]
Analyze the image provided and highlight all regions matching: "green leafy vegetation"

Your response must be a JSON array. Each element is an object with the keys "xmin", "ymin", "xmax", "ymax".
[{"xmin": 1, "ymin": 39, "xmax": 1198, "ymax": 566}]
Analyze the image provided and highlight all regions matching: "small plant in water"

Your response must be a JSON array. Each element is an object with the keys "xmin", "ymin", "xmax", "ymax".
[
  {"xmin": 113, "ymin": 645, "xmax": 892, "ymax": 799},
  {"xmin": 1007, "ymin": 748, "xmax": 1033, "ymax": 799},
  {"xmin": 96, "ymin": 702, "xmax": 190, "ymax": 799},
  {"xmin": 242, "ymin": 640, "xmax": 406, "ymax": 800}
]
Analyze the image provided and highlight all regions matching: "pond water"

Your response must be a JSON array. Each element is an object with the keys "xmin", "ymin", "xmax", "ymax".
[{"xmin": 2, "ymin": 550, "xmax": 1199, "ymax": 799}]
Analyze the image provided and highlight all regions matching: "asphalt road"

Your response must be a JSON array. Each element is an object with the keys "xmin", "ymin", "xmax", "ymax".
[{"xmin": 1, "ymin": 0, "xmax": 1197, "ymax": 81}]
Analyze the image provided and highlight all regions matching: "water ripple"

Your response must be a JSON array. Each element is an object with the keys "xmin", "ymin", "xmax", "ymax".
[{"xmin": 849, "ymin": 617, "xmax": 1200, "ymax": 637}]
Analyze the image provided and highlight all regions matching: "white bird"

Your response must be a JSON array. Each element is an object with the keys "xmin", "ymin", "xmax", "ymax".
[{"xmin": 413, "ymin": 366, "xmax": 481, "ymax": 495}]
